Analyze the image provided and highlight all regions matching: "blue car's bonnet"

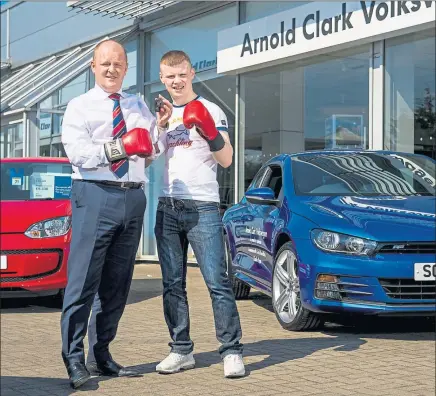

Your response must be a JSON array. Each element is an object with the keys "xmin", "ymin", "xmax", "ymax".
[{"xmin": 292, "ymin": 195, "xmax": 435, "ymax": 242}]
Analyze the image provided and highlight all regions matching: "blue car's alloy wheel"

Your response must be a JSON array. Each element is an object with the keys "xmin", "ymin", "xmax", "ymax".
[
  {"xmin": 273, "ymin": 247, "xmax": 301, "ymax": 322},
  {"xmin": 272, "ymin": 242, "xmax": 323, "ymax": 331}
]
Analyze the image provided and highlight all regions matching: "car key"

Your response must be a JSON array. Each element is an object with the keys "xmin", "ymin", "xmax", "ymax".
[{"xmin": 155, "ymin": 97, "xmax": 164, "ymax": 113}]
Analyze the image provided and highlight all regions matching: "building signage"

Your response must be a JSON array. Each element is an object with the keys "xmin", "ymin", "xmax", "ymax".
[
  {"xmin": 39, "ymin": 113, "xmax": 52, "ymax": 134},
  {"xmin": 217, "ymin": 1, "xmax": 436, "ymax": 74},
  {"xmin": 192, "ymin": 58, "xmax": 217, "ymax": 71}
]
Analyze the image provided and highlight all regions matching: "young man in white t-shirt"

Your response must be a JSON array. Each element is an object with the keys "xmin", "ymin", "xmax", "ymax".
[{"xmin": 151, "ymin": 50, "xmax": 245, "ymax": 378}]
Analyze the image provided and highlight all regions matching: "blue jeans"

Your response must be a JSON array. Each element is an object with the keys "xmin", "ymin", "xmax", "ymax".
[{"xmin": 154, "ymin": 197, "xmax": 243, "ymax": 357}]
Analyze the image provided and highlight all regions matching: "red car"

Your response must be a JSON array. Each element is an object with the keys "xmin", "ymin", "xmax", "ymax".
[{"xmin": 1, "ymin": 157, "xmax": 72, "ymax": 306}]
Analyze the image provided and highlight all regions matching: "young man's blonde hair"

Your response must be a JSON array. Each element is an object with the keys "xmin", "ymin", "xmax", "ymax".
[{"xmin": 160, "ymin": 50, "xmax": 192, "ymax": 68}]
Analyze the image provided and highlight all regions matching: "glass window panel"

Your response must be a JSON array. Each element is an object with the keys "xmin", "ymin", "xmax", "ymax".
[
  {"xmin": 147, "ymin": 5, "xmax": 237, "ymax": 82},
  {"xmin": 14, "ymin": 123, "xmax": 23, "ymax": 143},
  {"xmin": 240, "ymin": 46, "xmax": 370, "ymax": 191},
  {"xmin": 38, "ymin": 70, "xmax": 89, "ymax": 111},
  {"xmin": 53, "ymin": 114, "xmax": 63, "ymax": 136},
  {"xmin": 51, "ymin": 142, "xmax": 67, "ymax": 158},
  {"xmin": 1, "ymin": 126, "xmax": 12, "ymax": 159},
  {"xmin": 384, "ymin": 29, "xmax": 436, "ymax": 160},
  {"xmin": 39, "ymin": 142, "xmax": 51, "ymax": 157},
  {"xmin": 89, "ymin": 69, "xmax": 95, "ymax": 88},
  {"xmin": 304, "ymin": 51, "xmax": 369, "ymax": 151},
  {"xmin": 123, "ymin": 39, "xmax": 138, "ymax": 90},
  {"xmin": 14, "ymin": 148, "xmax": 24, "ymax": 158},
  {"xmin": 124, "ymin": 87, "xmax": 139, "ymax": 96},
  {"xmin": 243, "ymin": 1, "xmax": 309, "ymax": 23},
  {"xmin": 0, "ymin": 123, "xmax": 24, "ymax": 159},
  {"xmin": 58, "ymin": 71, "xmax": 88, "ymax": 107},
  {"xmin": 39, "ymin": 95, "xmax": 54, "ymax": 109}
]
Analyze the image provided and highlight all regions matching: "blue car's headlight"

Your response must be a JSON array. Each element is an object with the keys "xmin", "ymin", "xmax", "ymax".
[
  {"xmin": 25, "ymin": 216, "xmax": 71, "ymax": 238},
  {"xmin": 311, "ymin": 229, "xmax": 377, "ymax": 256}
]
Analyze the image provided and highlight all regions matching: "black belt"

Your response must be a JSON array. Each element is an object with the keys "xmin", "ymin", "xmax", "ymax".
[{"xmin": 79, "ymin": 179, "xmax": 143, "ymax": 189}]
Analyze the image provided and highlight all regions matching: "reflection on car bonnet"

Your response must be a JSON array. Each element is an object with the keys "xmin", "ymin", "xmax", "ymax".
[{"xmin": 340, "ymin": 196, "xmax": 436, "ymax": 218}]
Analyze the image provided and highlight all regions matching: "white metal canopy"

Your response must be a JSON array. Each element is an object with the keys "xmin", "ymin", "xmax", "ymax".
[
  {"xmin": 0, "ymin": 27, "xmax": 137, "ymax": 113},
  {"xmin": 67, "ymin": 0, "xmax": 179, "ymax": 20}
]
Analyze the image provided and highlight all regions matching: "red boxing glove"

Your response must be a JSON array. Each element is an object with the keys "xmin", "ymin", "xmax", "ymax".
[
  {"xmin": 104, "ymin": 128, "xmax": 153, "ymax": 161},
  {"xmin": 183, "ymin": 100, "xmax": 225, "ymax": 152},
  {"xmin": 122, "ymin": 127, "xmax": 153, "ymax": 157}
]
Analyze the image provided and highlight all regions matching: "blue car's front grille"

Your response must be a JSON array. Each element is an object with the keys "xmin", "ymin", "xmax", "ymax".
[
  {"xmin": 377, "ymin": 242, "xmax": 436, "ymax": 254},
  {"xmin": 379, "ymin": 278, "xmax": 436, "ymax": 300}
]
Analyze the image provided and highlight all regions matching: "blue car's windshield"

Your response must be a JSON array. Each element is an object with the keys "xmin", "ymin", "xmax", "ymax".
[{"xmin": 291, "ymin": 152, "xmax": 435, "ymax": 196}]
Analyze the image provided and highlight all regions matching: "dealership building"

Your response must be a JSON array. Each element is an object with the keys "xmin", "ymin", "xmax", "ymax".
[{"xmin": 1, "ymin": 1, "xmax": 435, "ymax": 260}]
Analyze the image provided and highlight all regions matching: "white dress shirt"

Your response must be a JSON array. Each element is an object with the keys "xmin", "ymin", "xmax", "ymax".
[{"xmin": 61, "ymin": 84, "xmax": 156, "ymax": 183}]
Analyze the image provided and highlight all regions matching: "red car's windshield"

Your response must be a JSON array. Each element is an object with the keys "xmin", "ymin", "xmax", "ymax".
[{"xmin": 1, "ymin": 161, "xmax": 72, "ymax": 201}]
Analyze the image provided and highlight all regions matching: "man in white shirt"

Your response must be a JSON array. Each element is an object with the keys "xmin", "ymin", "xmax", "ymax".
[
  {"xmin": 151, "ymin": 50, "xmax": 245, "ymax": 378},
  {"xmin": 60, "ymin": 39, "xmax": 172, "ymax": 389}
]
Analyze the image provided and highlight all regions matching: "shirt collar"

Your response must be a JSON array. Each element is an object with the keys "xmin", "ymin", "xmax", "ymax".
[
  {"xmin": 92, "ymin": 83, "xmax": 125, "ymax": 99},
  {"xmin": 172, "ymin": 95, "xmax": 201, "ymax": 108}
]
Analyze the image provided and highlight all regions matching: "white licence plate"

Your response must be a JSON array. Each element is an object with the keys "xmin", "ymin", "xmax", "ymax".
[
  {"xmin": 414, "ymin": 263, "xmax": 436, "ymax": 281},
  {"xmin": 0, "ymin": 255, "xmax": 7, "ymax": 270}
]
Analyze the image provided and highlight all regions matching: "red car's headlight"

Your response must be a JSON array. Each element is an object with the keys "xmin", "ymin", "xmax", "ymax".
[{"xmin": 25, "ymin": 216, "xmax": 71, "ymax": 238}]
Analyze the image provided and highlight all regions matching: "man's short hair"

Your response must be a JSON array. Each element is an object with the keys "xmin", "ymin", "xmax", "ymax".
[
  {"xmin": 93, "ymin": 39, "xmax": 127, "ymax": 63},
  {"xmin": 160, "ymin": 50, "xmax": 192, "ymax": 68}
]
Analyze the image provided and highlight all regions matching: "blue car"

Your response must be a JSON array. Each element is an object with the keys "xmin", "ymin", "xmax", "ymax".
[{"xmin": 223, "ymin": 150, "xmax": 436, "ymax": 331}]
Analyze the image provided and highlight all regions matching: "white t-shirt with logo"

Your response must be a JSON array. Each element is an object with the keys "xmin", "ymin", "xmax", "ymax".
[{"xmin": 154, "ymin": 96, "xmax": 228, "ymax": 202}]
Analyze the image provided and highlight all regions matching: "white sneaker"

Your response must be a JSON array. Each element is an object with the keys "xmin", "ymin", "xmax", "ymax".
[
  {"xmin": 156, "ymin": 352, "xmax": 195, "ymax": 374},
  {"xmin": 223, "ymin": 354, "xmax": 245, "ymax": 378}
]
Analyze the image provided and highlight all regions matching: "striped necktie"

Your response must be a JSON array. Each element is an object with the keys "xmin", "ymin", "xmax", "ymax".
[{"xmin": 109, "ymin": 93, "xmax": 128, "ymax": 178}]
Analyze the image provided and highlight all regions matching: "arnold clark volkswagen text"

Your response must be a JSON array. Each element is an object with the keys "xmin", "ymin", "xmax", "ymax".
[{"xmin": 223, "ymin": 151, "xmax": 435, "ymax": 331}]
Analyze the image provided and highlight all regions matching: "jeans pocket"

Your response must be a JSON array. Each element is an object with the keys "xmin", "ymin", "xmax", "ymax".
[{"xmin": 195, "ymin": 201, "xmax": 219, "ymax": 214}]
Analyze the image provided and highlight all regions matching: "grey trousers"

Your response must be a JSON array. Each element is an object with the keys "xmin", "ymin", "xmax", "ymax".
[{"xmin": 60, "ymin": 180, "xmax": 146, "ymax": 366}]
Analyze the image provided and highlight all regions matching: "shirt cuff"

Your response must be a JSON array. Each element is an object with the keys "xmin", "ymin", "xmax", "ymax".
[{"xmin": 100, "ymin": 145, "xmax": 109, "ymax": 166}]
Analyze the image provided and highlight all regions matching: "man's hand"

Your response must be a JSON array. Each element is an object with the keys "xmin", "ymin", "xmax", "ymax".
[
  {"xmin": 183, "ymin": 100, "xmax": 225, "ymax": 152},
  {"xmin": 155, "ymin": 94, "xmax": 173, "ymax": 128},
  {"xmin": 104, "ymin": 128, "xmax": 153, "ymax": 161}
]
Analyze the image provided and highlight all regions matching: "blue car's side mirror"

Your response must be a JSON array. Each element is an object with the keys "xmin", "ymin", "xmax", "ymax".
[{"xmin": 245, "ymin": 187, "xmax": 280, "ymax": 206}]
